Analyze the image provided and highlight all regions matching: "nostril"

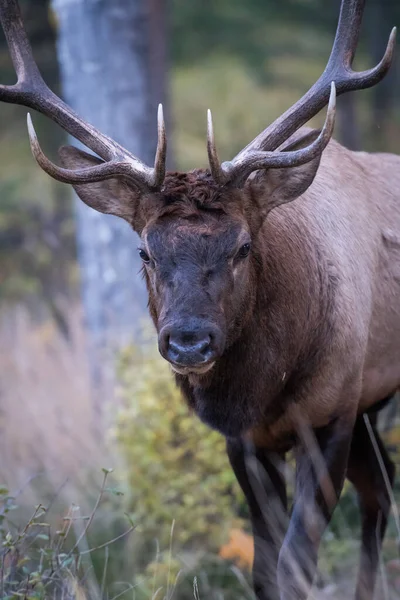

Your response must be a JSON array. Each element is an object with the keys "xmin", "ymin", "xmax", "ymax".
[
  {"xmin": 198, "ymin": 336, "xmax": 212, "ymax": 356},
  {"xmin": 168, "ymin": 338, "xmax": 181, "ymax": 356}
]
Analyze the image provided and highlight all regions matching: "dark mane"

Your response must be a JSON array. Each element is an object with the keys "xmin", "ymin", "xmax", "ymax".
[
  {"xmin": 141, "ymin": 169, "xmax": 246, "ymax": 226},
  {"xmin": 154, "ymin": 170, "xmax": 238, "ymax": 218},
  {"xmin": 162, "ymin": 169, "xmax": 218, "ymax": 203}
]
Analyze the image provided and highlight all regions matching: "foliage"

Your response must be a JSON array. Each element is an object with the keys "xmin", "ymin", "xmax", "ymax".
[
  {"xmin": 0, "ymin": 469, "xmax": 253, "ymax": 600},
  {"xmin": 219, "ymin": 528, "xmax": 254, "ymax": 571},
  {"xmin": 0, "ymin": 471, "xmax": 136, "ymax": 600},
  {"xmin": 171, "ymin": 0, "xmax": 400, "ymax": 80},
  {"xmin": 171, "ymin": 0, "xmax": 338, "ymax": 75},
  {"xmin": 113, "ymin": 341, "xmax": 245, "ymax": 576}
]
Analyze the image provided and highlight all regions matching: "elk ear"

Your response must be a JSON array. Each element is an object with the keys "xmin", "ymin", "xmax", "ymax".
[
  {"xmin": 255, "ymin": 129, "xmax": 323, "ymax": 213},
  {"xmin": 58, "ymin": 145, "xmax": 144, "ymax": 229}
]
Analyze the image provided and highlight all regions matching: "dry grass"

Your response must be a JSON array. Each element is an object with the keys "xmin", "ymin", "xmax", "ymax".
[{"xmin": 0, "ymin": 303, "xmax": 104, "ymax": 492}]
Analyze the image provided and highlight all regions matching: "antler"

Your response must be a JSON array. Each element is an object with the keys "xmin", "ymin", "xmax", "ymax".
[
  {"xmin": 208, "ymin": 0, "xmax": 397, "ymax": 187},
  {"xmin": 0, "ymin": 0, "xmax": 166, "ymax": 191}
]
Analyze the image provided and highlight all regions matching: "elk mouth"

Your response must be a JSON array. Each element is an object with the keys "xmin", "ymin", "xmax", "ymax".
[{"xmin": 169, "ymin": 361, "xmax": 216, "ymax": 376}]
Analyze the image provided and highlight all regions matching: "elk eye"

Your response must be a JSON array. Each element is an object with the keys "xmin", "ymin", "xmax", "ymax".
[
  {"xmin": 138, "ymin": 248, "xmax": 151, "ymax": 263},
  {"xmin": 237, "ymin": 243, "xmax": 251, "ymax": 259}
]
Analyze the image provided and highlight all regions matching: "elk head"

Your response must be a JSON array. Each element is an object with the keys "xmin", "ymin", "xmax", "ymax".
[{"xmin": 0, "ymin": 0, "xmax": 396, "ymax": 375}]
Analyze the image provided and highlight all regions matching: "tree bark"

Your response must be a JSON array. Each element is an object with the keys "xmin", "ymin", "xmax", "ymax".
[{"xmin": 51, "ymin": 0, "xmax": 162, "ymax": 416}]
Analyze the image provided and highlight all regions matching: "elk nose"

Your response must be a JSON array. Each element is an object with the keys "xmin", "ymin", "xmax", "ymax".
[
  {"xmin": 168, "ymin": 333, "xmax": 212, "ymax": 365},
  {"xmin": 159, "ymin": 322, "xmax": 220, "ymax": 367}
]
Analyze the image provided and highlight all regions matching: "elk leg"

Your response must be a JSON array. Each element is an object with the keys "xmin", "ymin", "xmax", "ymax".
[
  {"xmin": 347, "ymin": 414, "xmax": 395, "ymax": 600},
  {"xmin": 277, "ymin": 415, "xmax": 355, "ymax": 600},
  {"xmin": 226, "ymin": 439, "xmax": 287, "ymax": 600}
]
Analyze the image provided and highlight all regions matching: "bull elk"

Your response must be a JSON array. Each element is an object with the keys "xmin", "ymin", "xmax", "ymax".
[{"xmin": 0, "ymin": 0, "xmax": 398, "ymax": 598}]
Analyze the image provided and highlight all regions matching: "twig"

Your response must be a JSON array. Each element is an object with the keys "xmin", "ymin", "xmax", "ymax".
[
  {"xmin": 79, "ymin": 525, "xmax": 136, "ymax": 554},
  {"xmin": 110, "ymin": 582, "xmax": 138, "ymax": 600},
  {"xmin": 68, "ymin": 470, "xmax": 109, "ymax": 555},
  {"xmin": 0, "ymin": 548, "xmax": 9, "ymax": 599}
]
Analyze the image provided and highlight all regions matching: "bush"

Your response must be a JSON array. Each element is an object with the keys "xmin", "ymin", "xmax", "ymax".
[
  {"xmin": 113, "ymin": 342, "xmax": 245, "ymax": 575},
  {"xmin": 0, "ymin": 472, "xmax": 136, "ymax": 600}
]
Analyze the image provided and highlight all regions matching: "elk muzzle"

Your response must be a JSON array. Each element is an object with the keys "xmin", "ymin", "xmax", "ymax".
[{"xmin": 158, "ymin": 318, "xmax": 225, "ymax": 373}]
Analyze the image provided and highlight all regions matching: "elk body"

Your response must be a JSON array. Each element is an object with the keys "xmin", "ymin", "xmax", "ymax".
[{"xmin": 0, "ymin": 1, "xmax": 398, "ymax": 599}]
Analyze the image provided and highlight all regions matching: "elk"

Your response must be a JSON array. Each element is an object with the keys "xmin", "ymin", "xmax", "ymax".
[{"xmin": 0, "ymin": 0, "xmax": 398, "ymax": 598}]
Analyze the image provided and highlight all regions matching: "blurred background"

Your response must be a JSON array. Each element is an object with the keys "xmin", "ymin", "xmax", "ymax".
[{"xmin": 0, "ymin": 0, "xmax": 400, "ymax": 598}]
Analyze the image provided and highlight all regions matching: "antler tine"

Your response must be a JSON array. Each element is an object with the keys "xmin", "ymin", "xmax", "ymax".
[
  {"xmin": 207, "ymin": 109, "xmax": 227, "ymax": 185},
  {"xmin": 0, "ymin": 0, "xmax": 167, "ymax": 191},
  {"xmin": 153, "ymin": 104, "xmax": 167, "ymax": 188},
  {"xmin": 344, "ymin": 26, "xmax": 396, "ymax": 87},
  {"xmin": 27, "ymin": 113, "xmax": 138, "ymax": 187},
  {"xmin": 214, "ymin": 0, "xmax": 396, "ymax": 187}
]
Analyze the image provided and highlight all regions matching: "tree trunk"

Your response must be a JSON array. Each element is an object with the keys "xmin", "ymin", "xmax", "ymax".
[{"xmin": 51, "ymin": 0, "xmax": 162, "ymax": 417}]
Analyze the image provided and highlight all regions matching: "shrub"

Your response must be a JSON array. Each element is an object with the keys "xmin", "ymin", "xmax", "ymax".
[
  {"xmin": 113, "ymin": 342, "xmax": 245, "ymax": 574},
  {"xmin": 0, "ymin": 472, "xmax": 136, "ymax": 600}
]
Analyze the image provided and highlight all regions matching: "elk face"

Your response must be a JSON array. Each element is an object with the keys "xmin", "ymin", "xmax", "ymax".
[{"xmin": 140, "ymin": 198, "xmax": 255, "ymax": 375}]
